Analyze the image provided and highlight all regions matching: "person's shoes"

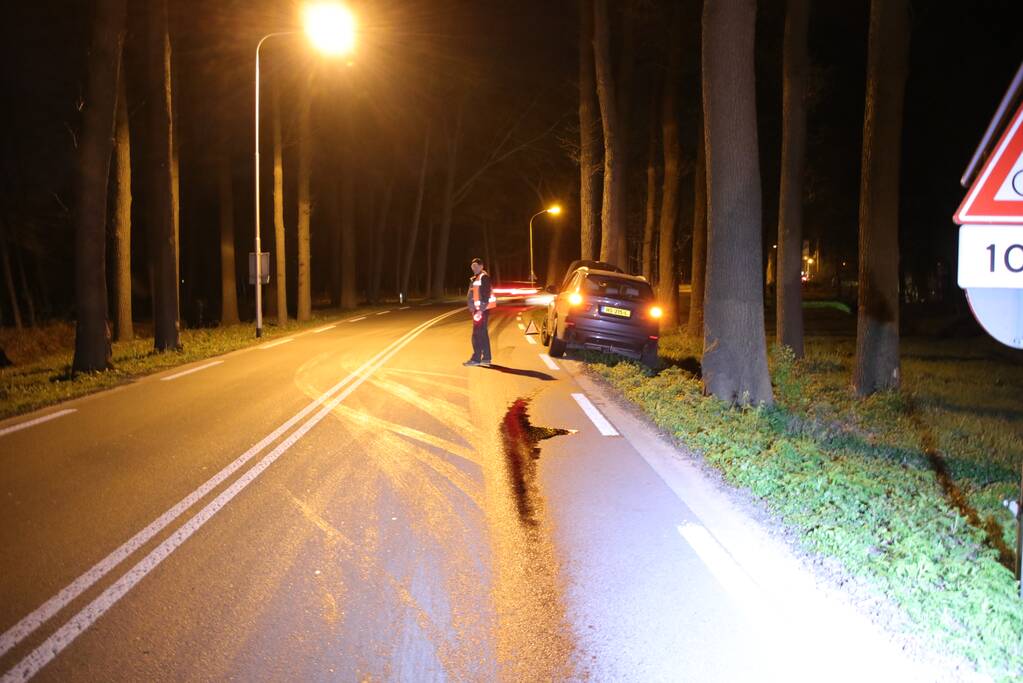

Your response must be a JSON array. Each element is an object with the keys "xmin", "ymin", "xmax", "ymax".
[
  {"xmin": 479, "ymin": 360, "xmax": 492, "ymax": 368},
  {"xmin": 463, "ymin": 359, "xmax": 481, "ymax": 367}
]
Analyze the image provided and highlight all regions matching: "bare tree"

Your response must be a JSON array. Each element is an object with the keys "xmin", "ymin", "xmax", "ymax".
[
  {"xmin": 578, "ymin": 0, "xmax": 600, "ymax": 261},
  {"xmin": 593, "ymin": 0, "xmax": 626, "ymax": 268},
  {"xmin": 113, "ymin": 68, "xmax": 133, "ymax": 341},
  {"xmin": 853, "ymin": 0, "xmax": 910, "ymax": 396},
  {"xmin": 296, "ymin": 80, "xmax": 312, "ymax": 321},
  {"xmin": 72, "ymin": 0, "xmax": 126, "ymax": 371},
  {"xmin": 658, "ymin": 9, "xmax": 683, "ymax": 329},
  {"xmin": 218, "ymin": 148, "xmax": 239, "ymax": 325},
  {"xmin": 701, "ymin": 0, "xmax": 772, "ymax": 406},
  {"xmin": 401, "ymin": 124, "xmax": 430, "ymax": 298},
  {"xmin": 273, "ymin": 81, "xmax": 288, "ymax": 324},
  {"xmin": 776, "ymin": 0, "xmax": 810, "ymax": 358}
]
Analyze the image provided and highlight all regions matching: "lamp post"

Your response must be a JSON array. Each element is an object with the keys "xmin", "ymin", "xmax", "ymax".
[
  {"xmin": 253, "ymin": 3, "xmax": 355, "ymax": 338},
  {"xmin": 528, "ymin": 204, "xmax": 561, "ymax": 284}
]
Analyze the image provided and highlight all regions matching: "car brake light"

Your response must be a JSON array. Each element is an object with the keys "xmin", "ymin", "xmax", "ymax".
[
  {"xmin": 650, "ymin": 305, "xmax": 663, "ymax": 319},
  {"xmin": 568, "ymin": 291, "xmax": 583, "ymax": 306}
]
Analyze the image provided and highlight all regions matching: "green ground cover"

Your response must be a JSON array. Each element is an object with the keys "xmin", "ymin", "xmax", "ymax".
[{"xmin": 586, "ymin": 331, "xmax": 1023, "ymax": 680}]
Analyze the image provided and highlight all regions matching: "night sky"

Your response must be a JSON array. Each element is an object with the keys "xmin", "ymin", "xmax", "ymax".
[{"xmin": 0, "ymin": 0, "xmax": 1021, "ymax": 325}]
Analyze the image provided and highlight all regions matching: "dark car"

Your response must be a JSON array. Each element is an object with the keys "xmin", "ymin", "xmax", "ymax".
[{"xmin": 542, "ymin": 267, "xmax": 661, "ymax": 367}]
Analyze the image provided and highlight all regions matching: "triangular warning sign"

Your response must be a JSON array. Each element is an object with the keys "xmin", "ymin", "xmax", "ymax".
[
  {"xmin": 524, "ymin": 320, "xmax": 539, "ymax": 335},
  {"xmin": 956, "ymin": 101, "xmax": 1023, "ymax": 224}
]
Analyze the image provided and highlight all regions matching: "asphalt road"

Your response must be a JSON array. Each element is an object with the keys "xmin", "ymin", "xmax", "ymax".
[{"xmin": 0, "ymin": 304, "xmax": 933, "ymax": 682}]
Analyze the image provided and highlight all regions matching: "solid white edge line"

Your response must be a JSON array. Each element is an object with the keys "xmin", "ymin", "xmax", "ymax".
[
  {"xmin": 259, "ymin": 338, "xmax": 294, "ymax": 349},
  {"xmin": 525, "ymin": 336, "xmax": 538, "ymax": 345},
  {"xmin": 538, "ymin": 353, "xmax": 560, "ymax": 371},
  {"xmin": 0, "ymin": 308, "xmax": 460, "ymax": 668},
  {"xmin": 0, "ymin": 409, "xmax": 77, "ymax": 438},
  {"xmin": 348, "ymin": 316, "xmax": 367, "ymax": 323},
  {"xmin": 571, "ymin": 392, "xmax": 619, "ymax": 436},
  {"xmin": 160, "ymin": 361, "xmax": 224, "ymax": 382},
  {"xmin": 312, "ymin": 324, "xmax": 336, "ymax": 334},
  {"xmin": 677, "ymin": 523, "xmax": 763, "ymax": 609}
]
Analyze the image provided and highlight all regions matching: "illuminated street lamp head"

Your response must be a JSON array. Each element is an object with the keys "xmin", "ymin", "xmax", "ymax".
[
  {"xmin": 547, "ymin": 205, "xmax": 562, "ymax": 216},
  {"xmin": 303, "ymin": 2, "xmax": 356, "ymax": 57}
]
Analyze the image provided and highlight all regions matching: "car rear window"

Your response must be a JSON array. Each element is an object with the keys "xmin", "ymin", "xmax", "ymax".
[{"xmin": 582, "ymin": 275, "xmax": 653, "ymax": 301}]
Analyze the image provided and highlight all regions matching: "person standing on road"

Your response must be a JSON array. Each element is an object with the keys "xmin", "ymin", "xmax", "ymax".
[{"xmin": 464, "ymin": 257, "xmax": 496, "ymax": 367}]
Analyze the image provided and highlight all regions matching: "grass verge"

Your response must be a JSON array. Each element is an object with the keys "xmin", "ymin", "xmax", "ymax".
[{"xmin": 586, "ymin": 332, "xmax": 1023, "ymax": 681}]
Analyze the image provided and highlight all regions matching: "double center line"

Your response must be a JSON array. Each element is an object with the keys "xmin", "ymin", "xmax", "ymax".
[{"xmin": 0, "ymin": 308, "xmax": 460, "ymax": 682}]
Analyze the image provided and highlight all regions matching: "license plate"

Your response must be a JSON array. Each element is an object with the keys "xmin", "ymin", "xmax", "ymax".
[{"xmin": 600, "ymin": 305, "xmax": 631, "ymax": 318}]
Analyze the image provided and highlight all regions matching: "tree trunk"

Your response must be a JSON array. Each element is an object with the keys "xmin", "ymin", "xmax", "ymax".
[
  {"xmin": 852, "ymin": 0, "xmax": 910, "ymax": 396},
  {"xmin": 701, "ymin": 0, "xmax": 773, "ymax": 406},
  {"xmin": 113, "ymin": 69, "xmax": 133, "ymax": 341},
  {"xmin": 370, "ymin": 175, "xmax": 393, "ymax": 304},
  {"xmin": 593, "ymin": 0, "xmax": 625, "ymax": 268},
  {"xmin": 146, "ymin": 0, "xmax": 179, "ymax": 351},
  {"xmin": 432, "ymin": 105, "xmax": 463, "ymax": 299},
  {"xmin": 687, "ymin": 111, "xmax": 708, "ymax": 338},
  {"xmin": 776, "ymin": 0, "xmax": 809, "ymax": 358},
  {"xmin": 657, "ymin": 13, "xmax": 683, "ymax": 330},
  {"xmin": 0, "ymin": 227, "xmax": 22, "ymax": 330},
  {"xmin": 218, "ymin": 150, "xmax": 239, "ymax": 325},
  {"xmin": 340, "ymin": 152, "xmax": 357, "ymax": 309},
  {"xmin": 273, "ymin": 82, "xmax": 288, "ymax": 324},
  {"xmin": 641, "ymin": 108, "xmax": 658, "ymax": 282},
  {"xmin": 72, "ymin": 0, "xmax": 125, "ymax": 371},
  {"xmin": 578, "ymin": 0, "xmax": 600, "ymax": 261},
  {"xmin": 14, "ymin": 246, "xmax": 36, "ymax": 327},
  {"xmin": 401, "ymin": 125, "xmax": 430, "ymax": 297},
  {"xmin": 615, "ymin": 1, "xmax": 636, "ymax": 271},
  {"xmin": 296, "ymin": 81, "xmax": 312, "ymax": 321}
]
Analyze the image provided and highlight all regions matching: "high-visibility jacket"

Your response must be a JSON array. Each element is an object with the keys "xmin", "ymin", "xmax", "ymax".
[{"xmin": 468, "ymin": 271, "xmax": 497, "ymax": 312}]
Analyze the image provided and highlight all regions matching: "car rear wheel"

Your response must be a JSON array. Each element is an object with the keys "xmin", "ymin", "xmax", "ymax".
[
  {"xmin": 549, "ymin": 321, "xmax": 566, "ymax": 358},
  {"xmin": 540, "ymin": 316, "xmax": 551, "ymax": 346}
]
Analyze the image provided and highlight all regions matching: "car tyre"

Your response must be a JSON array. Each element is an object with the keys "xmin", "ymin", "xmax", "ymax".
[
  {"xmin": 549, "ymin": 322, "xmax": 567, "ymax": 358},
  {"xmin": 540, "ymin": 316, "xmax": 551, "ymax": 346}
]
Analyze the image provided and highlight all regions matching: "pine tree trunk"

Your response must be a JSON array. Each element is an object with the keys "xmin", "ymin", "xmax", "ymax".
[
  {"xmin": 432, "ymin": 107, "xmax": 462, "ymax": 299},
  {"xmin": 701, "ymin": 0, "xmax": 773, "ymax": 406},
  {"xmin": 146, "ymin": 0, "xmax": 179, "ymax": 351},
  {"xmin": 273, "ymin": 82, "xmax": 288, "ymax": 324},
  {"xmin": 641, "ymin": 110, "xmax": 658, "ymax": 282},
  {"xmin": 0, "ymin": 227, "xmax": 22, "ymax": 330},
  {"xmin": 615, "ymin": 2, "xmax": 636, "ymax": 271},
  {"xmin": 658, "ymin": 16, "xmax": 682, "ymax": 329},
  {"xmin": 72, "ymin": 0, "xmax": 125, "ymax": 371},
  {"xmin": 853, "ymin": 0, "xmax": 910, "ymax": 396},
  {"xmin": 578, "ymin": 0, "xmax": 600, "ymax": 261},
  {"xmin": 776, "ymin": 0, "xmax": 809, "ymax": 358},
  {"xmin": 296, "ymin": 81, "xmax": 312, "ymax": 321},
  {"xmin": 402, "ymin": 125, "xmax": 430, "ymax": 297},
  {"xmin": 218, "ymin": 151, "xmax": 239, "ymax": 325},
  {"xmin": 113, "ymin": 70, "xmax": 133, "ymax": 341},
  {"xmin": 687, "ymin": 111, "xmax": 708, "ymax": 338},
  {"xmin": 370, "ymin": 176, "xmax": 393, "ymax": 304},
  {"xmin": 340, "ymin": 147, "xmax": 358, "ymax": 309},
  {"xmin": 593, "ymin": 0, "xmax": 625, "ymax": 268}
]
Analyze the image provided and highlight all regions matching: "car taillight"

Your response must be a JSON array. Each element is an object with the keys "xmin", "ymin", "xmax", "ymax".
[
  {"xmin": 568, "ymin": 291, "xmax": 583, "ymax": 306},
  {"xmin": 650, "ymin": 305, "xmax": 663, "ymax": 319}
]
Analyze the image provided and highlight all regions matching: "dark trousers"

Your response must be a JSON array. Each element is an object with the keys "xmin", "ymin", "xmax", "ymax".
[{"xmin": 470, "ymin": 310, "xmax": 491, "ymax": 362}]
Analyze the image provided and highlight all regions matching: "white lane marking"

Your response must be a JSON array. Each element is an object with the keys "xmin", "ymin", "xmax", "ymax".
[
  {"xmin": 312, "ymin": 324, "xmax": 336, "ymax": 334},
  {"xmin": 0, "ymin": 309, "xmax": 461, "ymax": 669},
  {"xmin": 348, "ymin": 316, "xmax": 367, "ymax": 323},
  {"xmin": 525, "ymin": 336, "xmax": 538, "ymax": 345},
  {"xmin": 376, "ymin": 311, "xmax": 390, "ymax": 316},
  {"xmin": 160, "ymin": 361, "xmax": 224, "ymax": 382},
  {"xmin": 677, "ymin": 523, "xmax": 763, "ymax": 608},
  {"xmin": 259, "ymin": 338, "xmax": 294, "ymax": 349},
  {"xmin": 571, "ymin": 393, "xmax": 619, "ymax": 436},
  {"xmin": 399, "ymin": 306, "xmax": 410, "ymax": 310},
  {"xmin": 0, "ymin": 409, "xmax": 77, "ymax": 439},
  {"xmin": 538, "ymin": 353, "xmax": 560, "ymax": 371},
  {"xmin": 517, "ymin": 323, "xmax": 526, "ymax": 330}
]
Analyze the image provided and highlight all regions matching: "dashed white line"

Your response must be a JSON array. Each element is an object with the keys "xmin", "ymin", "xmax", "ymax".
[
  {"xmin": 348, "ymin": 316, "xmax": 367, "ymax": 323},
  {"xmin": 259, "ymin": 338, "xmax": 294, "ymax": 349},
  {"xmin": 571, "ymin": 393, "xmax": 619, "ymax": 436},
  {"xmin": 538, "ymin": 353, "xmax": 560, "ymax": 371},
  {"xmin": 312, "ymin": 324, "xmax": 336, "ymax": 334},
  {"xmin": 517, "ymin": 323, "xmax": 526, "ymax": 330},
  {"xmin": 160, "ymin": 361, "xmax": 224, "ymax": 381},
  {"xmin": 376, "ymin": 310, "xmax": 390, "ymax": 316},
  {"xmin": 525, "ymin": 336, "xmax": 538, "ymax": 345},
  {"xmin": 399, "ymin": 306, "xmax": 411, "ymax": 310},
  {"xmin": 0, "ymin": 409, "xmax": 77, "ymax": 438}
]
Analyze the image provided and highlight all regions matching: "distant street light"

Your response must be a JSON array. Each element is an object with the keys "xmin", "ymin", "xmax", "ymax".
[
  {"xmin": 252, "ymin": 3, "xmax": 356, "ymax": 337},
  {"xmin": 528, "ymin": 205, "xmax": 562, "ymax": 284}
]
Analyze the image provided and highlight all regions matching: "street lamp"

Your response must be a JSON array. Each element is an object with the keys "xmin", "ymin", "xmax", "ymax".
[
  {"xmin": 528, "ymin": 204, "xmax": 562, "ymax": 284},
  {"xmin": 253, "ymin": 3, "xmax": 356, "ymax": 337}
]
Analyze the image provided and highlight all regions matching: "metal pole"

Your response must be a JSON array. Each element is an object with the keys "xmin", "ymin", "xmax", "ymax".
[
  {"xmin": 528, "ymin": 209, "xmax": 545, "ymax": 284},
  {"xmin": 254, "ymin": 40, "xmax": 263, "ymax": 338}
]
